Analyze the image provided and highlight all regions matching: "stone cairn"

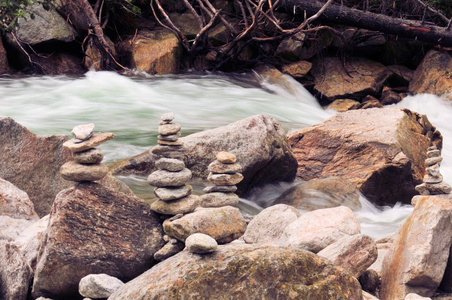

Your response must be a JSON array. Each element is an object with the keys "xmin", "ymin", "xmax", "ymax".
[
  {"xmin": 200, "ymin": 151, "xmax": 244, "ymax": 207},
  {"xmin": 415, "ymin": 145, "xmax": 452, "ymax": 195},
  {"xmin": 60, "ymin": 123, "xmax": 114, "ymax": 182},
  {"xmin": 147, "ymin": 112, "xmax": 200, "ymax": 216}
]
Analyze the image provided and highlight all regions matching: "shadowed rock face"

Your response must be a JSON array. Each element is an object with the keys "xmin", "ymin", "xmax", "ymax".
[
  {"xmin": 110, "ymin": 115, "xmax": 298, "ymax": 195},
  {"xmin": 0, "ymin": 117, "xmax": 72, "ymax": 217},
  {"xmin": 32, "ymin": 182, "xmax": 164, "ymax": 299},
  {"xmin": 109, "ymin": 243, "xmax": 363, "ymax": 300},
  {"xmin": 288, "ymin": 108, "xmax": 442, "ymax": 206}
]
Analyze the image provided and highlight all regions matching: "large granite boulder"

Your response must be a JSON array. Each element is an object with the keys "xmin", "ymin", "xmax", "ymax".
[
  {"xmin": 279, "ymin": 206, "xmax": 361, "ymax": 253},
  {"xmin": 111, "ymin": 115, "xmax": 297, "ymax": 195},
  {"xmin": 311, "ymin": 56, "xmax": 391, "ymax": 101},
  {"xmin": 409, "ymin": 50, "xmax": 452, "ymax": 98},
  {"xmin": 0, "ymin": 117, "xmax": 72, "ymax": 217},
  {"xmin": 0, "ymin": 215, "xmax": 35, "ymax": 241},
  {"xmin": 288, "ymin": 108, "xmax": 442, "ymax": 205},
  {"xmin": 0, "ymin": 178, "xmax": 38, "ymax": 220},
  {"xmin": 273, "ymin": 176, "xmax": 361, "ymax": 211},
  {"xmin": 0, "ymin": 240, "xmax": 32, "ymax": 300},
  {"xmin": 16, "ymin": 3, "xmax": 75, "ymax": 45},
  {"xmin": 380, "ymin": 196, "xmax": 452, "ymax": 299},
  {"xmin": 163, "ymin": 206, "xmax": 246, "ymax": 244},
  {"xmin": 109, "ymin": 243, "xmax": 362, "ymax": 299},
  {"xmin": 32, "ymin": 183, "xmax": 164, "ymax": 299},
  {"xmin": 119, "ymin": 29, "xmax": 181, "ymax": 75}
]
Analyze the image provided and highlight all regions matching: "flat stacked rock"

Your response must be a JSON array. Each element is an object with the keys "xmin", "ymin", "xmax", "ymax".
[
  {"xmin": 148, "ymin": 113, "xmax": 200, "ymax": 215},
  {"xmin": 415, "ymin": 146, "xmax": 451, "ymax": 195},
  {"xmin": 201, "ymin": 151, "xmax": 243, "ymax": 207},
  {"xmin": 60, "ymin": 124, "xmax": 113, "ymax": 182}
]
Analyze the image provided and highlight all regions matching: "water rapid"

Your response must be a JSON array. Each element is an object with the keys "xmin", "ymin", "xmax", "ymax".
[{"xmin": 1, "ymin": 71, "xmax": 450, "ymax": 239}]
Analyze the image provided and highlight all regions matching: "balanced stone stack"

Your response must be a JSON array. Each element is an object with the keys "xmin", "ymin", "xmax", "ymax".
[
  {"xmin": 147, "ymin": 113, "xmax": 200, "ymax": 215},
  {"xmin": 200, "ymin": 151, "xmax": 243, "ymax": 207},
  {"xmin": 415, "ymin": 146, "xmax": 452, "ymax": 195},
  {"xmin": 60, "ymin": 123, "xmax": 114, "ymax": 182}
]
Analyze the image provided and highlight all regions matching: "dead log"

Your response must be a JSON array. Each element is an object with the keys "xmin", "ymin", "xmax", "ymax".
[{"xmin": 280, "ymin": 0, "xmax": 452, "ymax": 46}]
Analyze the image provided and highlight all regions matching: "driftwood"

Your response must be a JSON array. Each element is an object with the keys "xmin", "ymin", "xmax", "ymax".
[{"xmin": 280, "ymin": 0, "xmax": 452, "ymax": 46}]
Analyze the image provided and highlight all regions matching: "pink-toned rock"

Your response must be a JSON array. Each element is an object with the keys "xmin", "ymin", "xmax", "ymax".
[
  {"xmin": 63, "ymin": 132, "xmax": 114, "ymax": 153},
  {"xmin": 32, "ymin": 183, "xmax": 164, "ymax": 299},
  {"xmin": 0, "ymin": 117, "xmax": 72, "ymax": 217},
  {"xmin": 242, "ymin": 204, "xmax": 300, "ymax": 244},
  {"xmin": 0, "ymin": 178, "xmax": 38, "ymax": 220},
  {"xmin": 317, "ymin": 234, "xmax": 378, "ymax": 278},
  {"xmin": 280, "ymin": 206, "xmax": 361, "ymax": 253},
  {"xmin": 288, "ymin": 108, "xmax": 441, "ymax": 205},
  {"xmin": 380, "ymin": 196, "xmax": 452, "ymax": 299}
]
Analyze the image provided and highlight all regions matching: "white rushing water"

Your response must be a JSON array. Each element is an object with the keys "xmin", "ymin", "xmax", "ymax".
[{"xmin": 1, "ymin": 71, "xmax": 451, "ymax": 239}]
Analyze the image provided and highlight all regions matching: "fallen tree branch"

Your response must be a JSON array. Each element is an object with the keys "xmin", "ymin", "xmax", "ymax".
[{"xmin": 280, "ymin": 0, "xmax": 452, "ymax": 46}]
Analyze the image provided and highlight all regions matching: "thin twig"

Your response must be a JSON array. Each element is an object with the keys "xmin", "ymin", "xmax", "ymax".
[
  {"xmin": 183, "ymin": 0, "xmax": 205, "ymax": 29},
  {"xmin": 192, "ymin": 10, "xmax": 220, "ymax": 51},
  {"xmin": 238, "ymin": 0, "xmax": 249, "ymax": 29},
  {"xmin": 201, "ymin": 0, "xmax": 239, "ymax": 34}
]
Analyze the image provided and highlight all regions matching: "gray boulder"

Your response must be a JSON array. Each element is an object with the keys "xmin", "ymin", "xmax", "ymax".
[
  {"xmin": 0, "ymin": 215, "xmax": 34, "ymax": 241},
  {"xmin": 16, "ymin": 3, "xmax": 75, "ymax": 44}
]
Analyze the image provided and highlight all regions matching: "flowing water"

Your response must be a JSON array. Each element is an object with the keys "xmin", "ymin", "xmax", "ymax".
[{"xmin": 1, "ymin": 71, "xmax": 450, "ymax": 239}]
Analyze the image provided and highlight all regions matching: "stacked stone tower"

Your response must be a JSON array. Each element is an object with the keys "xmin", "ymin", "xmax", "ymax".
[
  {"xmin": 60, "ymin": 123, "xmax": 114, "ymax": 182},
  {"xmin": 200, "ymin": 151, "xmax": 243, "ymax": 207},
  {"xmin": 147, "ymin": 113, "xmax": 200, "ymax": 215},
  {"xmin": 415, "ymin": 145, "xmax": 451, "ymax": 195}
]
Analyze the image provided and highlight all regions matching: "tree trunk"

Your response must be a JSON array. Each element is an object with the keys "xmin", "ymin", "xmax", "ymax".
[{"xmin": 281, "ymin": 0, "xmax": 452, "ymax": 46}]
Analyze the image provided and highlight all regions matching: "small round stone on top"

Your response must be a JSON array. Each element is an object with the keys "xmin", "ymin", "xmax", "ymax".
[
  {"xmin": 216, "ymin": 151, "xmax": 237, "ymax": 164},
  {"xmin": 71, "ymin": 123, "xmax": 95, "ymax": 142},
  {"xmin": 161, "ymin": 112, "xmax": 175, "ymax": 124}
]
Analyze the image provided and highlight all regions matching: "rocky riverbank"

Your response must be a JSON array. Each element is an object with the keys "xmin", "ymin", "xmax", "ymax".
[{"xmin": 1, "ymin": 101, "xmax": 452, "ymax": 299}]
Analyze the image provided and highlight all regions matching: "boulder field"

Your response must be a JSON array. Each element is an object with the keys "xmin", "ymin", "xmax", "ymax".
[{"xmin": 0, "ymin": 109, "xmax": 452, "ymax": 299}]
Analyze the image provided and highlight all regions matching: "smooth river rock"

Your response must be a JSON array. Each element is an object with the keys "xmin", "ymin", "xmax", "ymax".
[
  {"xmin": 32, "ymin": 183, "xmax": 164, "ymax": 299},
  {"xmin": 63, "ymin": 132, "xmax": 115, "ymax": 153},
  {"xmin": 60, "ymin": 161, "xmax": 109, "ymax": 182},
  {"xmin": 110, "ymin": 115, "xmax": 298, "ymax": 195},
  {"xmin": 288, "ymin": 108, "xmax": 442, "ymax": 205},
  {"xmin": 109, "ymin": 243, "xmax": 362, "ymax": 300},
  {"xmin": 163, "ymin": 206, "xmax": 246, "ymax": 243},
  {"xmin": 79, "ymin": 274, "xmax": 124, "ymax": 299},
  {"xmin": 154, "ymin": 185, "xmax": 192, "ymax": 201},
  {"xmin": 280, "ymin": 206, "xmax": 361, "ymax": 253},
  {"xmin": 151, "ymin": 194, "xmax": 200, "ymax": 215},
  {"xmin": 73, "ymin": 148, "xmax": 104, "ymax": 164},
  {"xmin": 0, "ymin": 117, "xmax": 72, "ymax": 217},
  {"xmin": 185, "ymin": 233, "xmax": 218, "ymax": 254},
  {"xmin": 147, "ymin": 168, "xmax": 192, "ymax": 187},
  {"xmin": 380, "ymin": 196, "xmax": 452, "ymax": 299}
]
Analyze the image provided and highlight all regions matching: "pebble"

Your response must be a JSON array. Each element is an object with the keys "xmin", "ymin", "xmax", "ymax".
[
  {"xmin": 207, "ymin": 173, "xmax": 243, "ymax": 186},
  {"xmin": 60, "ymin": 161, "xmax": 109, "ymax": 182},
  {"xmin": 63, "ymin": 132, "xmax": 115, "ymax": 153},
  {"xmin": 157, "ymin": 140, "xmax": 184, "ymax": 146},
  {"xmin": 147, "ymin": 168, "xmax": 192, "ymax": 187},
  {"xmin": 71, "ymin": 123, "xmax": 94, "ymax": 141},
  {"xmin": 428, "ymin": 146, "xmax": 438, "ymax": 151},
  {"xmin": 150, "ymin": 194, "xmax": 200, "ymax": 215},
  {"xmin": 155, "ymin": 158, "xmax": 185, "ymax": 172},
  {"xmin": 151, "ymin": 145, "xmax": 185, "ymax": 159},
  {"xmin": 200, "ymin": 192, "xmax": 239, "ymax": 208},
  {"xmin": 426, "ymin": 164, "xmax": 440, "ymax": 177},
  {"xmin": 208, "ymin": 161, "xmax": 242, "ymax": 174},
  {"xmin": 185, "ymin": 233, "xmax": 218, "ymax": 254},
  {"xmin": 154, "ymin": 185, "xmax": 193, "ymax": 201},
  {"xmin": 425, "ymin": 156, "xmax": 443, "ymax": 166},
  {"xmin": 73, "ymin": 148, "xmax": 104, "ymax": 164},
  {"xmin": 425, "ymin": 182, "xmax": 452, "ymax": 195},
  {"xmin": 159, "ymin": 123, "xmax": 181, "ymax": 136},
  {"xmin": 203, "ymin": 185, "xmax": 238, "ymax": 193},
  {"xmin": 216, "ymin": 151, "xmax": 237, "ymax": 164},
  {"xmin": 160, "ymin": 112, "xmax": 175, "ymax": 123}
]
